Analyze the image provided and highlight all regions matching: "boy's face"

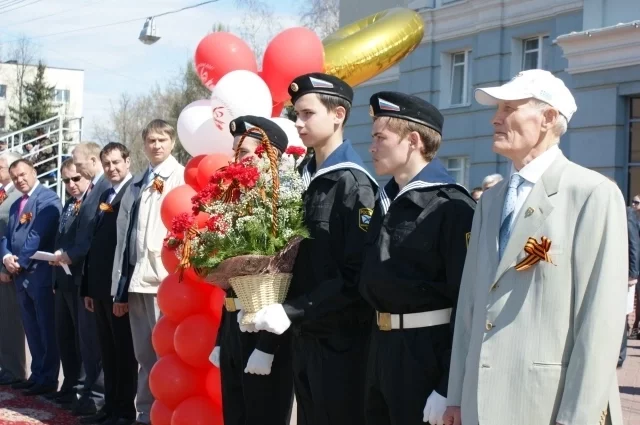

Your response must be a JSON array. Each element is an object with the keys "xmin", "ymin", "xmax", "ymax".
[
  {"xmin": 293, "ymin": 94, "xmax": 344, "ymax": 148},
  {"xmin": 370, "ymin": 117, "xmax": 414, "ymax": 177}
]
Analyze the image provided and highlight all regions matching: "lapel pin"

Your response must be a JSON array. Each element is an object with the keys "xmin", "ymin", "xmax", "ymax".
[{"xmin": 525, "ymin": 207, "xmax": 535, "ymax": 218}]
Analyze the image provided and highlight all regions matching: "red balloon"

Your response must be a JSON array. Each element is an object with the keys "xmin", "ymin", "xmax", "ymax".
[
  {"xmin": 160, "ymin": 185, "xmax": 209, "ymax": 231},
  {"xmin": 149, "ymin": 354, "xmax": 204, "ymax": 409},
  {"xmin": 197, "ymin": 153, "xmax": 230, "ymax": 189},
  {"xmin": 174, "ymin": 314, "xmax": 217, "ymax": 369},
  {"xmin": 261, "ymin": 28, "xmax": 324, "ymax": 102},
  {"xmin": 161, "ymin": 246, "xmax": 180, "ymax": 275},
  {"xmin": 172, "ymin": 396, "xmax": 223, "ymax": 425},
  {"xmin": 151, "ymin": 401, "xmax": 173, "ymax": 425},
  {"xmin": 194, "ymin": 32, "xmax": 258, "ymax": 89},
  {"xmin": 209, "ymin": 287, "xmax": 225, "ymax": 324},
  {"xmin": 157, "ymin": 274, "xmax": 208, "ymax": 322},
  {"xmin": 185, "ymin": 155, "xmax": 206, "ymax": 191},
  {"xmin": 205, "ymin": 367, "xmax": 222, "ymax": 407},
  {"xmin": 152, "ymin": 316, "xmax": 179, "ymax": 357},
  {"xmin": 272, "ymin": 100, "xmax": 285, "ymax": 117}
]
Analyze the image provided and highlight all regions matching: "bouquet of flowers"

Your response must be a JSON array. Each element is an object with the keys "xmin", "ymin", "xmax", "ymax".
[{"xmin": 165, "ymin": 131, "xmax": 308, "ymax": 324}]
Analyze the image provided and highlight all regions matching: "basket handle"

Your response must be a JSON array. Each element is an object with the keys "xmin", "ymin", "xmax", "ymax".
[{"xmin": 235, "ymin": 129, "xmax": 280, "ymax": 237}]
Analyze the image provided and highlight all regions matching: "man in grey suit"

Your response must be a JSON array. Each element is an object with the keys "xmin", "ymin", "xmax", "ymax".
[
  {"xmin": 54, "ymin": 142, "xmax": 109, "ymax": 411},
  {"xmin": 444, "ymin": 70, "xmax": 627, "ymax": 425},
  {"xmin": 0, "ymin": 151, "xmax": 27, "ymax": 386}
]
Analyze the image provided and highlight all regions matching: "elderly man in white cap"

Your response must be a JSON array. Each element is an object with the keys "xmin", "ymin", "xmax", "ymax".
[{"xmin": 443, "ymin": 69, "xmax": 627, "ymax": 425}]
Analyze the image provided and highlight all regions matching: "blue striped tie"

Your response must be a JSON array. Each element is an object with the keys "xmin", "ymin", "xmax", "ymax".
[{"xmin": 498, "ymin": 174, "xmax": 523, "ymax": 260}]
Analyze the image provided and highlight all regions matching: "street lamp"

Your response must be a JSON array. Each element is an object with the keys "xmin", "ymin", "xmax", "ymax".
[{"xmin": 139, "ymin": 17, "xmax": 160, "ymax": 45}]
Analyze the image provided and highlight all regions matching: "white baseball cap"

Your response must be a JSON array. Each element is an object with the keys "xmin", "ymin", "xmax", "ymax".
[{"xmin": 475, "ymin": 69, "xmax": 577, "ymax": 122}]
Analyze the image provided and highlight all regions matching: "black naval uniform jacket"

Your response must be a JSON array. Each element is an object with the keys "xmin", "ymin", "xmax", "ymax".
[
  {"xmin": 359, "ymin": 158, "xmax": 476, "ymax": 395},
  {"xmin": 278, "ymin": 140, "xmax": 378, "ymax": 338}
]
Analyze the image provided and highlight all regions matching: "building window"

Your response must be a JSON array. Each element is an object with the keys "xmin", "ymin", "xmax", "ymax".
[
  {"xmin": 450, "ymin": 51, "xmax": 469, "ymax": 106},
  {"xmin": 443, "ymin": 156, "xmax": 469, "ymax": 187},
  {"xmin": 0, "ymin": 85, "xmax": 6, "ymax": 98},
  {"xmin": 629, "ymin": 97, "xmax": 640, "ymax": 199},
  {"xmin": 53, "ymin": 89, "xmax": 71, "ymax": 104},
  {"xmin": 522, "ymin": 36, "xmax": 548, "ymax": 71},
  {"xmin": 0, "ymin": 115, "xmax": 5, "ymax": 129}
]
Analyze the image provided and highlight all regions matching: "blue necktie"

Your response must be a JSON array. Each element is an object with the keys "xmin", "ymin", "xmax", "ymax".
[
  {"xmin": 498, "ymin": 174, "xmax": 523, "ymax": 260},
  {"xmin": 59, "ymin": 201, "xmax": 75, "ymax": 231},
  {"xmin": 106, "ymin": 187, "xmax": 116, "ymax": 204}
]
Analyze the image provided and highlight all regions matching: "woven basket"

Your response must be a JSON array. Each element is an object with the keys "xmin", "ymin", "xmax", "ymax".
[{"xmin": 229, "ymin": 273, "xmax": 292, "ymax": 325}]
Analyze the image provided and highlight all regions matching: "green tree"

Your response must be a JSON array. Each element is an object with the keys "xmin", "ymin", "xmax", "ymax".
[{"xmin": 9, "ymin": 61, "xmax": 55, "ymax": 132}]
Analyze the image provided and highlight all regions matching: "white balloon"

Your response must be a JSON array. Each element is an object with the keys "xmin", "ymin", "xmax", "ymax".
[
  {"xmin": 177, "ymin": 99, "xmax": 235, "ymax": 157},
  {"xmin": 269, "ymin": 117, "xmax": 306, "ymax": 149},
  {"xmin": 212, "ymin": 70, "xmax": 272, "ymax": 118}
]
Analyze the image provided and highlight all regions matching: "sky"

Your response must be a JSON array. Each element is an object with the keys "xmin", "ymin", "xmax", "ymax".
[{"xmin": 0, "ymin": 0, "xmax": 301, "ymax": 138}]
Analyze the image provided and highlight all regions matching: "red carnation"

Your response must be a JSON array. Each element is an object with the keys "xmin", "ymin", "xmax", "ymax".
[
  {"xmin": 254, "ymin": 145, "xmax": 265, "ymax": 157},
  {"xmin": 206, "ymin": 214, "xmax": 227, "ymax": 233},
  {"xmin": 192, "ymin": 183, "xmax": 223, "ymax": 214},
  {"xmin": 285, "ymin": 146, "xmax": 306, "ymax": 158},
  {"xmin": 171, "ymin": 212, "xmax": 195, "ymax": 235}
]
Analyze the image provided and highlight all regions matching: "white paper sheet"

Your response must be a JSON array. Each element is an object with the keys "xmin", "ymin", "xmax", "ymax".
[{"xmin": 30, "ymin": 251, "xmax": 72, "ymax": 276}]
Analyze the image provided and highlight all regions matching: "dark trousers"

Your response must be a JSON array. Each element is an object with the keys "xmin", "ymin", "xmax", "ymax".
[
  {"xmin": 364, "ymin": 325, "xmax": 450, "ymax": 425},
  {"xmin": 292, "ymin": 330, "xmax": 368, "ymax": 425},
  {"xmin": 0, "ymin": 281, "xmax": 26, "ymax": 380},
  {"xmin": 55, "ymin": 286, "xmax": 102, "ymax": 395},
  {"xmin": 16, "ymin": 283, "xmax": 59, "ymax": 386},
  {"xmin": 220, "ymin": 310, "xmax": 294, "ymax": 425},
  {"xmin": 94, "ymin": 297, "xmax": 137, "ymax": 419}
]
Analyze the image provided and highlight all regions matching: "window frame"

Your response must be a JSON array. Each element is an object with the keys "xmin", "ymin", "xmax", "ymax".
[{"xmin": 450, "ymin": 51, "xmax": 469, "ymax": 106}]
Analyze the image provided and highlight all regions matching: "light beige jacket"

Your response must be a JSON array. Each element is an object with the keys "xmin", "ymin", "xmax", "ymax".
[{"xmin": 447, "ymin": 154, "xmax": 627, "ymax": 425}]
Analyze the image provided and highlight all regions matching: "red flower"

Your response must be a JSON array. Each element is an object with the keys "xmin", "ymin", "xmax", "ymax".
[
  {"xmin": 285, "ymin": 146, "xmax": 306, "ymax": 158},
  {"xmin": 192, "ymin": 183, "xmax": 223, "ymax": 214},
  {"xmin": 254, "ymin": 145, "xmax": 265, "ymax": 157},
  {"xmin": 206, "ymin": 214, "xmax": 227, "ymax": 233},
  {"xmin": 171, "ymin": 212, "xmax": 195, "ymax": 235},
  {"xmin": 209, "ymin": 162, "xmax": 260, "ymax": 203}
]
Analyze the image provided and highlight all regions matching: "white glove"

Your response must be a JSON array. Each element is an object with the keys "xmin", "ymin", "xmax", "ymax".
[
  {"xmin": 244, "ymin": 349, "xmax": 274, "ymax": 375},
  {"xmin": 237, "ymin": 310, "xmax": 258, "ymax": 333},
  {"xmin": 253, "ymin": 304, "xmax": 291, "ymax": 335},
  {"xmin": 209, "ymin": 346, "xmax": 220, "ymax": 367},
  {"xmin": 423, "ymin": 390, "xmax": 446, "ymax": 424}
]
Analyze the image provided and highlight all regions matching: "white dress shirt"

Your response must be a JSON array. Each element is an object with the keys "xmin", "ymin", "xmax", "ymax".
[
  {"xmin": 108, "ymin": 173, "xmax": 132, "ymax": 203},
  {"xmin": 509, "ymin": 145, "xmax": 560, "ymax": 222}
]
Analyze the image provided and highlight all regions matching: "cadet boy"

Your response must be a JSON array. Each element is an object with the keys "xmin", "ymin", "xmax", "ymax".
[{"xmin": 360, "ymin": 92, "xmax": 475, "ymax": 425}]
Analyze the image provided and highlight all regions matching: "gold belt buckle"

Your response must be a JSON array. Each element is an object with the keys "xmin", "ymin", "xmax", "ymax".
[
  {"xmin": 224, "ymin": 298, "xmax": 237, "ymax": 312},
  {"xmin": 377, "ymin": 312, "xmax": 392, "ymax": 331}
]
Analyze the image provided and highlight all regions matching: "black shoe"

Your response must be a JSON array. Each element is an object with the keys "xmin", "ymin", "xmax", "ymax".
[
  {"xmin": 45, "ymin": 388, "xmax": 74, "ymax": 401},
  {"xmin": 11, "ymin": 380, "xmax": 35, "ymax": 390},
  {"xmin": 72, "ymin": 398, "xmax": 97, "ymax": 416},
  {"xmin": 23, "ymin": 383, "xmax": 57, "ymax": 396},
  {"xmin": 103, "ymin": 418, "xmax": 135, "ymax": 425},
  {"xmin": 79, "ymin": 410, "xmax": 111, "ymax": 424},
  {"xmin": 55, "ymin": 392, "xmax": 78, "ymax": 405}
]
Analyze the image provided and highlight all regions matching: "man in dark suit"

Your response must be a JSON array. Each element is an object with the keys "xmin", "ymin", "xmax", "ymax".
[
  {"xmin": 81, "ymin": 143, "xmax": 137, "ymax": 425},
  {"xmin": 0, "ymin": 159, "xmax": 61, "ymax": 395},
  {"xmin": 54, "ymin": 142, "xmax": 108, "ymax": 408},
  {"xmin": 48, "ymin": 158, "xmax": 95, "ymax": 412},
  {"xmin": 622, "ymin": 201, "xmax": 640, "ymax": 367},
  {"xmin": 0, "ymin": 151, "xmax": 27, "ymax": 386}
]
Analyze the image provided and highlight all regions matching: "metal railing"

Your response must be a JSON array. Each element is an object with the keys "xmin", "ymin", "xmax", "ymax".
[{"xmin": 0, "ymin": 115, "xmax": 83, "ymax": 200}]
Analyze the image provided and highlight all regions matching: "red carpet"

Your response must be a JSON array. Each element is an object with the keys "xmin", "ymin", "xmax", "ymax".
[{"xmin": 0, "ymin": 387, "xmax": 78, "ymax": 425}]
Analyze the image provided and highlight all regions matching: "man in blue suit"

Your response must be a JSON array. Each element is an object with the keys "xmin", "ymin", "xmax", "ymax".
[{"xmin": 0, "ymin": 159, "xmax": 61, "ymax": 395}]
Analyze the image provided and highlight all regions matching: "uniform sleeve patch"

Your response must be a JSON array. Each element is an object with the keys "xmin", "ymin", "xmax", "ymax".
[
  {"xmin": 359, "ymin": 208, "xmax": 373, "ymax": 232},
  {"xmin": 466, "ymin": 232, "xmax": 471, "ymax": 248}
]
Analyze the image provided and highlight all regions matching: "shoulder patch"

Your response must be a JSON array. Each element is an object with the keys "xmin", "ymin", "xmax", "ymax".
[
  {"xmin": 466, "ymin": 232, "xmax": 471, "ymax": 248},
  {"xmin": 359, "ymin": 208, "xmax": 373, "ymax": 232}
]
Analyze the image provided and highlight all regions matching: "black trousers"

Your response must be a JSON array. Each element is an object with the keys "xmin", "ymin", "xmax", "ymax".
[
  {"xmin": 220, "ymin": 309, "xmax": 294, "ymax": 425},
  {"xmin": 364, "ymin": 324, "xmax": 450, "ymax": 425},
  {"xmin": 292, "ymin": 330, "xmax": 369, "ymax": 425},
  {"xmin": 93, "ymin": 297, "xmax": 138, "ymax": 419}
]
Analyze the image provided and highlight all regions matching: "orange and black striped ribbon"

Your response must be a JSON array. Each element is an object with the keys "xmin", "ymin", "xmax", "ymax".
[
  {"xmin": 515, "ymin": 236, "xmax": 554, "ymax": 271},
  {"xmin": 99, "ymin": 202, "xmax": 114, "ymax": 213},
  {"xmin": 152, "ymin": 177, "xmax": 164, "ymax": 194},
  {"xmin": 19, "ymin": 212, "xmax": 32, "ymax": 224}
]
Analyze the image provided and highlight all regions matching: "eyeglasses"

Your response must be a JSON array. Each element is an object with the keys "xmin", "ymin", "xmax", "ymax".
[
  {"xmin": 633, "ymin": 201, "xmax": 640, "ymax": 206},
  {"xmin": 62, "ymin": 176, "xmax": 82, "ymax": 184}
]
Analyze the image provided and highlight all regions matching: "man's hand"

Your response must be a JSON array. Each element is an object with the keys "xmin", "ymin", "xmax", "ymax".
[
  {"xmin": 237, "ymin": 310, "xmax": 258, "ymax": 333},
  {"xmin": 3, "ymin": 255, "xmax": 20, "ymax": 274},
  {"xmin": 209, "ymin": 346, "xmax": 220, "ymax": 367},
  {"xmin": 253, "ymin": 304, "xmax": 291, "ymax": 335},
  {"xmin": 113, "ymin": 302, "xmax": 129, "ymax": 317},
  {"xmin": 56, "ymin": 250, "xmax": 72, "ymax": 265},
  {"xmin": 0, "ymin": 272, "xmax": 11, "ymax": 283},
  {"xmin": 84, "ymin": 297, "xmax": 94, "ymax": 312},
  {"xmin": 423, "ymin": 391, "xmax": 447, "ymax": 424},
  {"xmin": 244, "ymin": 349, "xmax": 274, "ymax": 375},
  {"xmin": 442, "ymin": 406, "xmax": 461, "ymax": 425}
]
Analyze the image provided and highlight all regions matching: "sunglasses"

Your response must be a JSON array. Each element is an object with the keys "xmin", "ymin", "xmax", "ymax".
[
  {"xmin": 633, "ymin": 201, "xmax": 640, "ymax": 206},
  {"xmin": 62, "ymin": 176, "xmax": 83, "ymax": 184}
]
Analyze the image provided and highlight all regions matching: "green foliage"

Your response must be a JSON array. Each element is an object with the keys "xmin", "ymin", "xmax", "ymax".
[{"xmin": 9, "ymin": 61, "xmax": 55, "ymax": 133}]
